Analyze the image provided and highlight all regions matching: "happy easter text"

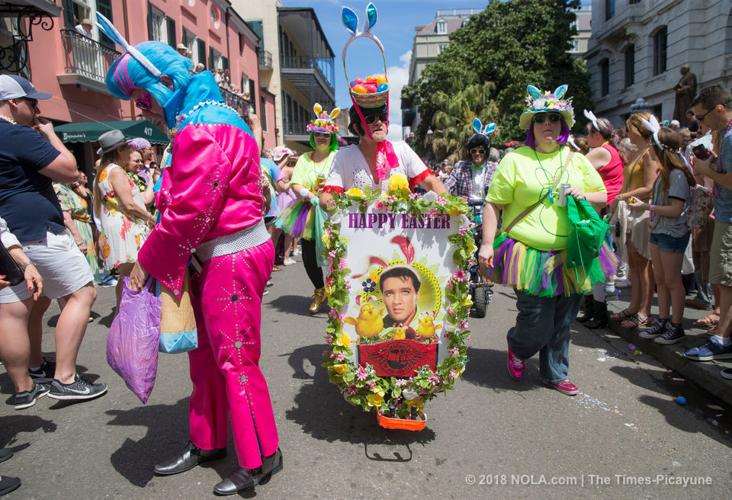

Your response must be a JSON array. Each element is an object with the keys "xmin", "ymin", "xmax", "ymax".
[{"xmin": 348, "ymin": 212, "xmax": 451, "ymax": 230}]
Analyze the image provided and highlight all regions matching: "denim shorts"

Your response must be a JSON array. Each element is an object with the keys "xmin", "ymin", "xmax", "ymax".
[{"xmin": 649, "ymin": 231, "xmax": 690, "ymax": 254}]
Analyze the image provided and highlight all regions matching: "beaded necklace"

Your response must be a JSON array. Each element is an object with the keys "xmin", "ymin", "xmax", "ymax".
[
  {"xmin": 533, "ymin": 146, "xmax": 564, "ymax": 204},
  {"xmin": 175, "ymin": 100, "xmax": 238, "ymax": 127}
]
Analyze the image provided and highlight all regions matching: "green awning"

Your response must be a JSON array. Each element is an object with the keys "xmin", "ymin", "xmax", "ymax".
[{"xmin": 55, "ymin": 120, "xmax": 168, "ymax": 145}]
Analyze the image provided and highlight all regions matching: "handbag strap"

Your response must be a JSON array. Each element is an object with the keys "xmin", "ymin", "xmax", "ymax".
[{"xmin": 503, "ymin": 149, "xmax": 574, "ymax": 236}]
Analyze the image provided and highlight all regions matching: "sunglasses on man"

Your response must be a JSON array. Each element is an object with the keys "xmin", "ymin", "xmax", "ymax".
[
  {"xmin": 364, "ymin": 111, "xmax": 388, "ymax": 124},
  {"xmin": 534, "ymin": 113, "xmax": 562, "ymax": 124}
]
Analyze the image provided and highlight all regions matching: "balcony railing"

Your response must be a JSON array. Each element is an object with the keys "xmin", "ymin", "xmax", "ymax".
[
  {"xmin": 60, "ymin": 29, "xmax": 119, "ymax": 85},
  {"xmin": 219, "ymin": 85, "xmax": 251, "ymax": 116},
  {"xmin": 258, "ymin": 48, "xmax": 273, "ymax": 70},
  {"xmin": 280, "ymin": 55, "xmax": 335, "ymax": 91}
]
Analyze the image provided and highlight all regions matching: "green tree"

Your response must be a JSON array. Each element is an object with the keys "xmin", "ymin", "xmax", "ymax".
[{"xmin": 404, "ymin": 0, "xmax": 591, "ymax": 154}]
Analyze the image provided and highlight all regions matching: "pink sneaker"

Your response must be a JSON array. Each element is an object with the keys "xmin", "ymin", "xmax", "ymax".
[
  {"xmin": 544, "ymin": 379, "xmax": 579, "ymax": 396},
  {"xmin": 507, "ymin": 349, "xmax": 525, "ymax": 380}
]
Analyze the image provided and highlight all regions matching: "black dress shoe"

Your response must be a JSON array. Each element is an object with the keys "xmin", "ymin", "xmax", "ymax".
[
  {"xmin": 213, "ymin": 469, "xmax": 257, "ymax": 496},
  {"xmin": 213, "ymin": 449, "xmax": 283, "ymax": 496},
  {"xmin": 257, "ymin": 448, "xmax": 283, "ymax": 485},
  {"xmin": 0, "ymin": 448, "xmax": 13, "ymax": 464},
  {"xmin": 154, "ymin": 442, "xmax": 226, "ymax": 476}
]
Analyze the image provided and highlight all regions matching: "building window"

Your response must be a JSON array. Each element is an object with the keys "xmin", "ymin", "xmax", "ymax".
[
  {"xmin": 600, "ymin": 58, "xmax": 610, "ymax": 96},
  {"xmin": 149, "ymin": 7, "xmax": 167, "ymax": 43},
  {"xmin": 653, "ymin": 26, "xmax": 668, "ymax": 75},
  {"xmin": 605, "ymin": 0, "xmax": 615, "ymax": 21},
  {"xmin": 260, "ymin": 95, "xmax": 267, "ymax": 131},
  {"xmin": 624, "ymin": 44, "xmax": 635, "ymax": 88},
  {"xmin": 438, "ymin": 43, "xmax": 449, "ymax": 54},
  {"xmin": 196, "ymin": 39, "xmax": 206, "ymax": 67},
  {"xmin": 436, "ymin": 19, "xmax": 447, "ymax": 34}
]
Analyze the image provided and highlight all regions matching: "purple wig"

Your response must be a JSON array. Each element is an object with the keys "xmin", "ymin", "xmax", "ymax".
[{"xmin": 524, "ymin": 116, "xmax": 571, "ymax": 149}]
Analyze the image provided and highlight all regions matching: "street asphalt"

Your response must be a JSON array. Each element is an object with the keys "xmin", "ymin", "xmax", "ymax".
[{"xmin": 1, "ymin": 258, "xmax": 731, "ymax": 499}]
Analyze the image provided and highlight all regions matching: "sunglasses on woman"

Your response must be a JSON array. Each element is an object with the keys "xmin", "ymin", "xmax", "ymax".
[
  {"xmin": 534, "ymin": 113, "xmax": 562, "ymax": 124},
  {"xmin": 470, "ymin": 148, "xmax": 485, "ymax": 155}
]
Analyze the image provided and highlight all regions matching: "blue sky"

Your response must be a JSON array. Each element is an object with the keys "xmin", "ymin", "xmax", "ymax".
[
  {"xmin": 282, "ymin": 0, "xmax": 489, "ymax": 137},
  {"xmin": 282, "ymin": 1, "xmax": 591, "ymax": 137}
]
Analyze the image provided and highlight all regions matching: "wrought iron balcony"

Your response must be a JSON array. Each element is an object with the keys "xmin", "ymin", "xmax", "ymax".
[
  {"xmin": 58, "ymin": 29, "xmax": 119, "ymax": 93},
  {"xmin": 219, "ymin": 85, "xmax": 251, "ymax": 116},
  {"xmin": 258, "ymin": 48, "xmax": 272, "ymax": 70},
  {"xmin": 280, "ymin": 55, "xmax": 335, "ymax": 104}
]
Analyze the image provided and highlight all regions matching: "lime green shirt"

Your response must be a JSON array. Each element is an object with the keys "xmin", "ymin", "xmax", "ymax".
[
  {"xmin": 486, "ymin": 146, "xmax": 606, "ymax": 251},
  {"xmin": 290, "ymin": 151, "xmax": 337, "ymax": 191}
]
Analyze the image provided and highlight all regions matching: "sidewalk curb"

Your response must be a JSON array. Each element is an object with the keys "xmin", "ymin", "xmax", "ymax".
[{"xmin": 604, "ymin": 319, "xmax": 732, "ymax": 407}]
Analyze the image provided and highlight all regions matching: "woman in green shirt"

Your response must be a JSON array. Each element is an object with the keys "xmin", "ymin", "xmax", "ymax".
[
  {"xmin": 276, "ymin": 104, "xmax": 340, "ymax": 314},
  {"xmin": 479, "ymin": 85, "xmax": 615, "ymax": 396}
]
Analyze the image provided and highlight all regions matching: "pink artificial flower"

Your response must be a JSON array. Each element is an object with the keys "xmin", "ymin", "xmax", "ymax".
[
  {"xmin": 395, "ymin": 379, "xmax": 408, "ymax": 387},
  {"xmin": 335, "ymin": 352, "xmax": 346, "ymax": 362},
  {"xmin": 449, "ymin": 370, "xmax": 459, "ymax": 380},
  {"xmin": 449, "ymin": 347, "xmax": 459, "ymax": 356},
  {"xmin": 435, "ymin": 196, "xmax": 447, "ymax": 205},
  {"xmin": 326, "ymin": 336, "xmax": 334, "ymax": 345},
  {"xmin": 428, "ymin": 374, "xmax": 440, "ymax": 385},
  {"xmin": 356, "ymin": 365, "xmax": 368, "ymax": 381},
  {"xmin": 339, "ymin": 258, "xmax": 349, "ymax": 270}
]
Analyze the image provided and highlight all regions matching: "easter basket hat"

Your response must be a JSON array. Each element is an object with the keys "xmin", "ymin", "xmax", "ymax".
[
  {"xmin": 519, "ymin": 84, "xmax": 575, "ymax": 130},
  {"xmin": 341, "ymin": 3, "xmax": 389, "ymax": 109}
]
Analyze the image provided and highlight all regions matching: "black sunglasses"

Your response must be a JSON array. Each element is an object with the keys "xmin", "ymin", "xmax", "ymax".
[
  {"xmin": 534, "ymin": 114, "xmax": 562, "ymax": 124},
  {"xmin": 364, "ymin": 111, "xmax": 388, "ymax": 124},
  {"xmin": 470, "ymin": 148, "xmax": 485, "ymax": 155}
]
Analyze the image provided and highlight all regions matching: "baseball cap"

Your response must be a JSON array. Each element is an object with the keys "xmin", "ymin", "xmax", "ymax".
[{"xmin": 0, "ymin": 74, "xmax": 52, "ymax": 101}]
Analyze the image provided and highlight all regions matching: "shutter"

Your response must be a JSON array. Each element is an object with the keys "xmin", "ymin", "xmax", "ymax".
[
  {"xmin": 222, "ymin": 57, "xmax": 229, "ymax": 70},
  {"xmin": 166, "ymin": 17, "xmax": 176, "ymax": 48},
  {"xmin": 62, "ymin": 0, "xmax": 75, "ymax": 28},
  {"xmin": 197, "ymin": 40, "xmax": 206, "ymax": 67},
  {"xmin": 97, "ymin": 0, "xmax": 114, "ymax": 49},
  {"xmin": 147, "ymin": 1, "xmax": 154, "ymax": 40},
  {"xmin": 209, "ymin": 47, "xmax": 215, "ymax": 68}
]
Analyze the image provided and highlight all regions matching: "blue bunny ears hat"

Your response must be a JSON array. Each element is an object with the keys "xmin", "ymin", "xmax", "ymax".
[{"xmin": 519, "ymin": 84, "xmax": 575, "ymax": 130}]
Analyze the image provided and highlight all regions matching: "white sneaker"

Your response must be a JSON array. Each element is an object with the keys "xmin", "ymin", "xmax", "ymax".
[
  {"xmin": 293, "ymin": 247, "xmax": 302, "ymax": 256},
  {"xmin": 284, "ymin": 258, "xmax": 296, "ymax": 266}
]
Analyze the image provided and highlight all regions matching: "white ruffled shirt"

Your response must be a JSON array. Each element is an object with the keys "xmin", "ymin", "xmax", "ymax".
[{"xmin": 325, "ymin": 141, "xmax": 430, "ymax": 190}]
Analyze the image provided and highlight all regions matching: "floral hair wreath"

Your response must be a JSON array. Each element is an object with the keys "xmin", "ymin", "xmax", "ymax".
[
  {"xmin": 519, "ymin": 84, "xmax": 575, "ymax": 129},
  {"xmin": 306, "ymin": 103, "xmax": 341, "ymax": 135}
]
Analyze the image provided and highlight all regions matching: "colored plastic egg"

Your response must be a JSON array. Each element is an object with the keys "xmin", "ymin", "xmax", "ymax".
[
  {"xmin": 350, "ymin": 80, "xmax": 360, "ymax": 88},
  {"xmin": 676, "ymin": 396, "xmax": 687, "ymax": 406},
  {"xmin": 627, "ymin": 343, "xmax": 636, "ymax": 352},
  {"xmin": 363, "ymin": 84, "xmax": 377, "ymax": 93},
  {"xmin": 354, "ymin": 77, "xmax": 364, "ymax": 84},
  {"xmin": 374, "ymin": 74, "xmax": 388, "ymax": 85},
  {"xmin": 352, "ymin": 84, "xmax": 367, "ymax": 94},
  {"xmin": 377, "ymin": 83, "xmax": 389, "ymax": 92}
]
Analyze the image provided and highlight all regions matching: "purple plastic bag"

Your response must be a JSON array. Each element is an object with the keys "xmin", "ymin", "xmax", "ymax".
[{"xmin": 107, "ymin": 277, "xmax": 161, "ymax": 403}]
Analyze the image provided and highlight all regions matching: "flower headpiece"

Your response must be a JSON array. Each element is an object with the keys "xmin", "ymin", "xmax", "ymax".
[
  {"xmin": 306, "ymin": 103, "xmax": 341, "ymax": 135},
  {"xmin": 519, "ymin": 84, "xmax": 574, "ymax": 129}
]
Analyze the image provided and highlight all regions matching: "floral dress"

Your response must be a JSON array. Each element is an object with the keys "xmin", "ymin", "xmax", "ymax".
[
  {"xmin": 95, "ymin": 164, "xmax": 150, "ymax": 270},
  {"xmin": 55, "ymin": 183, "xmax": 101, "ymax": 282}
]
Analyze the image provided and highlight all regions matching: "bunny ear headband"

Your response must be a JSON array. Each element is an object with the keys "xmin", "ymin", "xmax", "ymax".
[
  {"xmin": 307, "ymin": 103, "xmax": 341, "ymax": 134},
  {"xmin": 96, "ymin": 13, "xmax": 162, "ymax": 79},
  {"xmin": 640, "ymin": 114, "xmax": 666, "ymax": 150},
  {"xmin": 472, "ymin": 117, "xmax": 497, "ymax": 137},
  {"xmin": 583, "ymin": 109, "xmax": 599, "ymax": 131}
]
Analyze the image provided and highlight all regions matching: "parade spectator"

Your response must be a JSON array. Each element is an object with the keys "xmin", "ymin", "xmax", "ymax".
[
  {"xmin": 103, "ymin": 35, "xmax": 281, "ymax": 493},
  {"xmin": 0, "ymin": 215, "xmax": 44, "ymax": 409},
  {"xmin": 55, "ymin": 179, "xmax": 101, "ymax": 284},
  {"xmin": 631, "ymin": 125, "xmax": 694, "ymax": 344},
  {"xmin": 0, "ymin": 74, "xmax": 104, "ymax": 401},
  {"xmin": 479, "ymin": 85, "xmax": 610, "ymax": 396},
  {"xmin": 608, "ymin": 112, "xmax": 660, "ymax": 330},
  {"xmin": 93, "ymin": 130, "xmax": 154, "ymax": 305},
  {"xmin": 685, "ymin": 86, "xmax": 732, "ymax": 373},
  {"xmin": 176, "ymin": 43, "xmax": 190, "ymax": 58},
  {"xmin": 74, "ymin": 18, "xmax": 93, "ymax": 39},
  {"xmin": 270, "ymin": 147, "xmax": 298, "ymax": 266},
  {"xmin": 444, "ymin": 128, "xmax": 498, "ymax": 201},
  {"xmin": 577, "ymin": 112, "xmax": 624, "ymax": 329}
]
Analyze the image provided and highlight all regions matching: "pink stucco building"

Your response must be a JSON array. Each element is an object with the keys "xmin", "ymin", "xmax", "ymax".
[{"xmin": 20, "ymin": 0, "xmax": 276, "ymax": 156}]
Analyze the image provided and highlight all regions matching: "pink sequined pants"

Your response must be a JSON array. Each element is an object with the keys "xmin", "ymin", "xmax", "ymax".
[{"xmin": 188, "ymin": 240, "xmax": 278, "ymax": 469}]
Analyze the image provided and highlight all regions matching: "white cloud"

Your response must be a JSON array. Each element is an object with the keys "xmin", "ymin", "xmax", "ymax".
[{"xmin": 386, "ymin": 50, "xmax": 411, "ymax": 140}]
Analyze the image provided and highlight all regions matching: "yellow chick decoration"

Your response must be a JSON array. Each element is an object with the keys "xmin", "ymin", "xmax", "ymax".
[
  {"xmin": 344, "ymin": 303, "xmax": 385, "ymax": 339},
  {"xmin": 387, "ymin": 173, "xmax": 410, "ymax": 197},
  {"xmin": 391, "ymin": 326, "xmax": 407, "ymax": 340},
  {"xmin": 415, "ymin": 312, "xmax": 442, "ymax": 340}
]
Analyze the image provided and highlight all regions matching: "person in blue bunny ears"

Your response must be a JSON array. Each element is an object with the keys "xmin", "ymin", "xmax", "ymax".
[{"xmin": 445, "ymin": 118, "xmax": 499, "ymax": 202}]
